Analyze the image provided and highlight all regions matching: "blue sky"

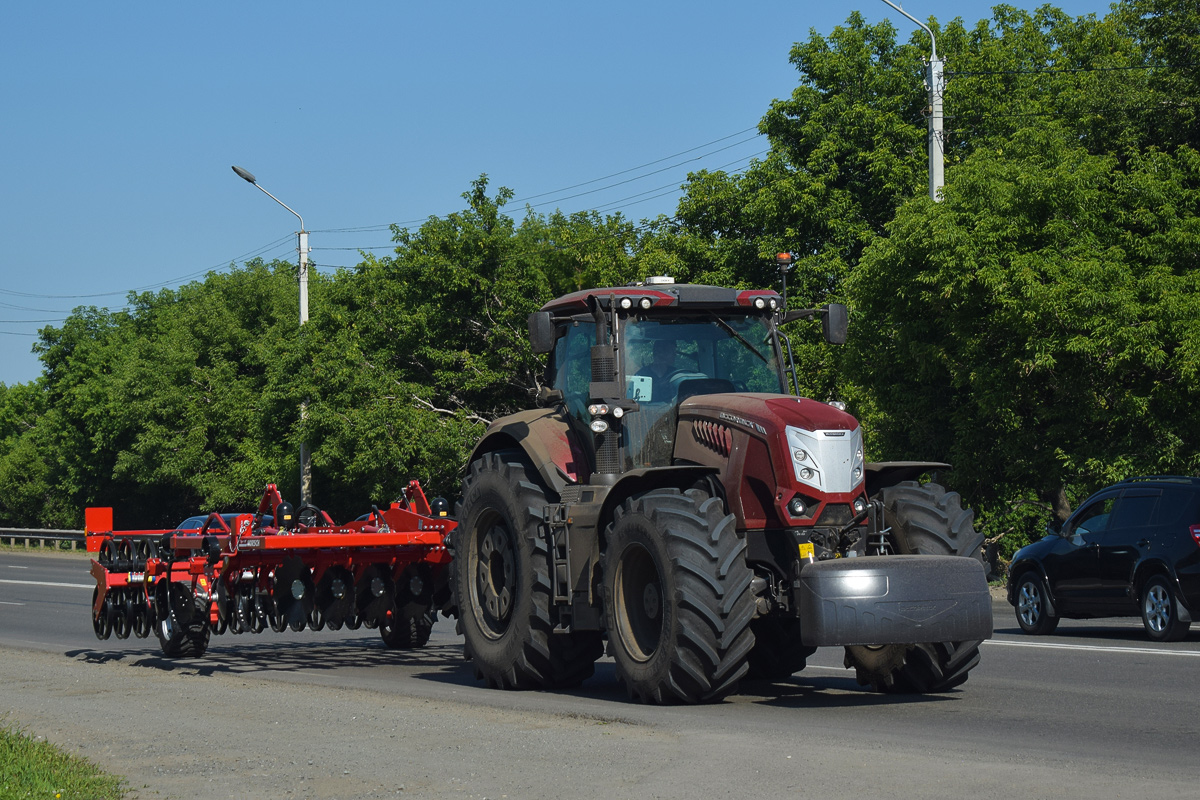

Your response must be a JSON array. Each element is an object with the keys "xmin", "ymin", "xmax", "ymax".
[{"xmin": 1, "ymin": 1, "xmax": 1115, "ymax": 385}]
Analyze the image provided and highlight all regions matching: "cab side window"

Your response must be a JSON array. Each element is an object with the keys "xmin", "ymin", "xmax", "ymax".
[{"xmin": 551, "ymin": 321, "xmax": 595, "ymax": 427}]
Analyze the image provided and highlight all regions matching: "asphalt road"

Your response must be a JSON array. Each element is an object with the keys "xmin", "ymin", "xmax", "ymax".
[{"xmin": 2, "ymin": 548, "xmax": 1198, "ymax": 799}]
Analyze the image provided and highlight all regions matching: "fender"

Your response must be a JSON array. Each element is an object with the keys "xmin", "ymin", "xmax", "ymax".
[
  {"xmin": 468, "ymin": 407, "xmax": 589, "ymax": 499},
  {"xmin": 865, "ymin": 461, "xmax": 952, "ymax": 498}
]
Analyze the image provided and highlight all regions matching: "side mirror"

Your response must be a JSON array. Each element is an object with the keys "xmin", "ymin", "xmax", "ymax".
[
  {"xmin": 821, "ymin": 303, "xmax": 848, "ymax": 345},
  {"xmin": 528, "ymin": 312, "xmax": 555, "ymax": 354},
  {"xmin": 1046, "ymin": 519, "xmax": 1063, "ymax": 536}
]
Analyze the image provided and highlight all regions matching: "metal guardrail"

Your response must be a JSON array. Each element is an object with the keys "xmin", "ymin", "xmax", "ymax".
[{"xmin": 0, "ymin": 528, "xmax": 87, "ymax": 550}]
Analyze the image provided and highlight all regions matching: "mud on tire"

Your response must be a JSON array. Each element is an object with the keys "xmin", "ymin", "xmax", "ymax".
[
  {"xmin": 455, "ymin": 450, "xmax": 602, "ymax": 689},
  {"xmin": 844, "ymin": 481, "xmax": 985, "ymax": 693},
  {"xmin": 603, "ymin": 487, "xmax": 756, "ymax": 703}
]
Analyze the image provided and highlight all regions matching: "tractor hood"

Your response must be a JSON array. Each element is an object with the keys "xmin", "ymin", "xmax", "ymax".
[
  {"xmin": 675, "ymin": 392, "xmax": 867, "ymax": 527},
  {"xmin": 679, "ymin": 393, "xmax": 859, "ymax": 438}
]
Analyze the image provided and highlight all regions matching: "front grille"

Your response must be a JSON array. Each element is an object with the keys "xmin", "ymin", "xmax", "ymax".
[{"xmin": 816, "ymin": 503, "xmax": 853, "ymax": 527}]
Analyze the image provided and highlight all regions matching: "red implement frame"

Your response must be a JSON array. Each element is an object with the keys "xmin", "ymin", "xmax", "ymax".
[{"xmin": 86, "ymin": 481, "xmax": 455, "ymax": 655}]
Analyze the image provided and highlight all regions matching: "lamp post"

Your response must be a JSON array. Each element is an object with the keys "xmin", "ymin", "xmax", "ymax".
[
  {"xmin": 879, "ymin": 0, "xmax": 944, "ymax": 201},
  {"xmin": 231, "ymin": 165, "xmax": 313, "ymax": 505}
]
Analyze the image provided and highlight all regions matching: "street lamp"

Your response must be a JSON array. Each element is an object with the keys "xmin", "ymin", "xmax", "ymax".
[
  {"xmin": 879, "ymin": 0, "xmax": 945, "ymax": 201},
  {"xmin": 231, "ymin": 165, "xmax": 313, "ymax": 505}
]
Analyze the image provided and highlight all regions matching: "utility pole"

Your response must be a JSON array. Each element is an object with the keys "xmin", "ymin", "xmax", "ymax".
[
  {"xmin": 231, "ymin": 165, "xmax": 313, "ymax": 506},
  {"xmin": 880, "ymin": 0, "xmax": 944, "ymax": 201}
]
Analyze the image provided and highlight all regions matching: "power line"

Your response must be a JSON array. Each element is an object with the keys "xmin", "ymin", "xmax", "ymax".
[
  {"xmin": 947, "ymin": 62, "xmax": 1194, "ymax": 77},
  {"xmin": 310, "ymin": 126, "xmax": 765, "ymax": 235},
  {"xmin": 505, "ymin": 127, "xmax": 761, "ymax": 205}
]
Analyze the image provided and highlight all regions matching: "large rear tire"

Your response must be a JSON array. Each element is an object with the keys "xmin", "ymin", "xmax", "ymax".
[
  {"xmin": 844, "ymin": 481, "xmax": 985, "ymax": 693},
  {"xmin": 603, "ymin": 487, "xmax": 756, "ymax": 703},
  {"xmin": 455, "ymin": 450, "xmax": 602, "ymax": 689}
]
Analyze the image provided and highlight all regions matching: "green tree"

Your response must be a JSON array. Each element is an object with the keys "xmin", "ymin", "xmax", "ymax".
[{"xmin": 847, "ymin": 125, "xmax": 1200, "ymax": 545}]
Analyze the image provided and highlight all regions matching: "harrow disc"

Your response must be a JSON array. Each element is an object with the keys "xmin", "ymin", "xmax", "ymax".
[
  {"xmin": 92, "ymin": 588, "xmax": 113, "ymax": 640},
  {"xmin": 118, "ymin": 540, "xmax": 136, "ymax": 571},
  {"xmin": 235, "ymin": 587, "xmax": 265, "ymax": 634},
  {"xmin": 316, "ymin": 567, "xmax": 355, "ymax": 629},
  {"xmin": 356, "ymin": 564, "xmax": 395, "ymax": 629},
  {"xmin": 308, "ymin": 604, "xmax": 326, "ymax": 632},
  {"xmin": 131, "ymin": 593, "xmax": 152, "ymax": 639},
  {"xmin": 272, "ymin": 557, "xmax": 315, "ymax": 633},
  {"xmin": 113, "ymin": 589, "xmax": 133, "ymax": 640}
]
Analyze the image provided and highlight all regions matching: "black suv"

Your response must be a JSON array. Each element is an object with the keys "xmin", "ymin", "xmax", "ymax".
[{"xmin": 1007, "ymin": 476, "xmax": 1200, "ymax": 641}]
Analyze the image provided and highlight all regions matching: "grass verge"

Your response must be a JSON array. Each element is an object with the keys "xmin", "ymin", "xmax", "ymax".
[{"xmin": 0, "ymin": 718, "xmax": 125, "ymax": 799}]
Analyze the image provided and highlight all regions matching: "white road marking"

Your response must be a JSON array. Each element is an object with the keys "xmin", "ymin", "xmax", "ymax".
[
  {"xmin": 0, "ymin": 578, "xmax": 93, "ymax": 589},
  {"xmin": 7, "ymin": 565, "xmax": 29, "ymax": 569},
  {"xmin": 0, "ymin": 601, "xmax": 25, "ymax": 606},
  {"xmin": 986, "ymin": 638, "xmax": 1200, "ymax": 658}
]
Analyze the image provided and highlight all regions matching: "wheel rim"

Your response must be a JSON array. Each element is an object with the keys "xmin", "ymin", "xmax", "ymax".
[
  {"xmin": 1144, "ymin": 584, "xmax": 1171, "ymax": 633},
  {"xmin": 613, "ymin": 543, "xmax": 663, "ymax": 662},
  {"xmin": 473, "ymin": 514, "xmax": 516, "ymax": 638},
  {"xmin": 1018, "ymin": 580, "xmax": 1042, "ymax": 627}
]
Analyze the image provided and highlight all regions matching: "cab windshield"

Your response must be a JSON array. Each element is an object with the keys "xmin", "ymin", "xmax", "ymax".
[
  {"xmin": 621, "ymin": 314, "xmax": 784, "ymax": 400},
  {"xmin": 620, "ymin": 313, "xmax": 783, "ymax": 469}
]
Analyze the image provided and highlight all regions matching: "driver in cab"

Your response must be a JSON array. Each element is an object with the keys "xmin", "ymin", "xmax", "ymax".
[{"xmin": 634, "ymin": 339, "xmax": 678, "ymax": 402}]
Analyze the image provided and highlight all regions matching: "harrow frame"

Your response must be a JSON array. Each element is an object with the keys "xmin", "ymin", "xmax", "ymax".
[{"xmin": 86, "ymin": 481, "xmax": 455, "ymax": 657}]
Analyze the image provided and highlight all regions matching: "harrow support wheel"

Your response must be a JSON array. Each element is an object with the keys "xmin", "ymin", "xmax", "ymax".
[
  {"xmin": 380, "ymin": 607, "xmax": 435, "ymax": 649},
  {"xmin": 154, "ymin": 582, "xmax": 210, "ymax": 658},
  {"xmin": 456, "ymin": 450, "xmax": 602, "ymax": 690}
]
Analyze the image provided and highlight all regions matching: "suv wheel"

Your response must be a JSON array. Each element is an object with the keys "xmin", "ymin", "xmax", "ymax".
[
  {"xmin": 1015, "ymin": 573, "xmax": 1059, "ymax": 635},
  {"xmin": 1141, "ymin": 575, "xmax": 1191, "ymax": 642}
]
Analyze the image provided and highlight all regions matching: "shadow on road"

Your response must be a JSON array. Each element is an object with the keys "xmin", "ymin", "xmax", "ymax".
[
  {"xmin": 66, "ymin": 639, "xmax": 968, "ymax": 711},
  {"xmin": 66, "ymin": 637, "xmax": 478, "ymax": 682}
]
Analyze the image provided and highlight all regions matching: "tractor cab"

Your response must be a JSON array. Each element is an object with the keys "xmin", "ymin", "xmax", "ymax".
[{"xmin": 531, "ymin": 277, "xmax": 826, "ymax": 478}]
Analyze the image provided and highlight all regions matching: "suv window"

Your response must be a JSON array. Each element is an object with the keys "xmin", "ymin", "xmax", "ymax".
[
  {"xmin": 1067, "ymin": 497, "xmax": 1115, "ymax": 538},
  {"xmin": 1110, "ymin": 490, "xmax": 1160, "ymax": 529},
  {"xmin": 1151, "ymin": 486, "xmax": 1200, "ymax": 526}
]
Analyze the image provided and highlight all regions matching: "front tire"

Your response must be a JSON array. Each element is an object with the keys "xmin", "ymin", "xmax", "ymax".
[
  {"xmin": 1015, "ymin": 573, "xmax": 1059, "ymax": 635},
  {"xmin": 455, "ymin": 450, "xmax": 602, "ymax": 689},
  {"xmin": 844, "ymin": 481, "xmax": 986, "ymax": 693},
  {"xmin": 603, "ymin": 488, "xmax": 756, "ymax": 703},
  {"xmin": 1141, "ymin": 575, "xmax": 1190, "ymax": 642}
]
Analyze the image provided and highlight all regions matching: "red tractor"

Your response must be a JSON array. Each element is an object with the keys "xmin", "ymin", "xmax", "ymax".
[{"xmin": 451, "ymin": 276, "xmax": 991, "ymax": 703}]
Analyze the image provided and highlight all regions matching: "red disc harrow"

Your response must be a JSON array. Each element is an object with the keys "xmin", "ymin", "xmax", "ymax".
[{"xmin": 85, "ymin": 481, "xmax": 455, "ymax": 658}]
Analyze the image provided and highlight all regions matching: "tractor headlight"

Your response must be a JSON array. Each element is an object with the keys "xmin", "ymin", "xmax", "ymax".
[{"xmin": 590, "ymin": 418, "xmax": 609, "ymax": 433}]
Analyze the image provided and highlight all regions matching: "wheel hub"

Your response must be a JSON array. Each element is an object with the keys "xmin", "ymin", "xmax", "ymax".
[
  {"xmin": 1145, "ymin": 585, "xmax": 1169, "ymax": 632},
  {"xmin": 475, "ymin": 523, "xmax": 516, "ymax": 636},
  {"xmin": 1018, "ymin": 583, "xmax": 1041, "ymax": 625},
  {"xmin": 614, "ymin": 543, "xmax": 664, "ymax": 663}
]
